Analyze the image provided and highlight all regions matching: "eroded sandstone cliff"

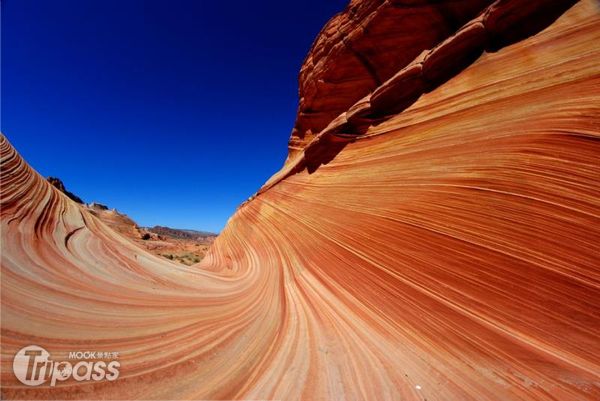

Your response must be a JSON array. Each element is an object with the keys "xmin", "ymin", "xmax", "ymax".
[{"xmin": 1, "ymin": 0, "xmax": 599, "ymax": 400}]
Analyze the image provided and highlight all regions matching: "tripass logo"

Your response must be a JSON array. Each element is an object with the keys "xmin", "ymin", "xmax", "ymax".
[{"xmin": 13, "ymin": 345, "xmax": 120, "ymax": 386}]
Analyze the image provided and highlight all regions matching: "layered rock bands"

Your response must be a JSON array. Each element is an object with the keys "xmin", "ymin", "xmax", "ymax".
[{"xmin": 1, "ymin": 0, "xmax": 599, "ymax": 400}]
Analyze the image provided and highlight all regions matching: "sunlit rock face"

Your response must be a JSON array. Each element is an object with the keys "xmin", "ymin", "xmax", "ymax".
[
  {"xmin": 1, "ymin": 0, "xmax": 599, "ymax": 400},
  {"xmin": 288, "ymin": 0, "xmax": 495, "ymax": 160}
]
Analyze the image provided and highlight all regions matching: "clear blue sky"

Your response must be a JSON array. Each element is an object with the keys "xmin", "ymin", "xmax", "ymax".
[{"xmin": 2, "ymin": 0, "xmax": 347, "ymax": 233}]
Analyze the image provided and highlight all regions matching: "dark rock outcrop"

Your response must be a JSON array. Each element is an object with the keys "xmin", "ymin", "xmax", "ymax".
[{"xmin": 46, "ymin": 176, "xmax": 84, "ymax": 204}]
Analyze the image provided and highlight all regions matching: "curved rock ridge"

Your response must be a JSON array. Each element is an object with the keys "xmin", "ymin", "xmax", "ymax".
[
  {"xmin": 289, "ymin": 0, "xmax": 493, "ymax": 159},
  {"xmin": 286, "ymin": 0, "xmax": 578, "ymax": 162},
  {"xmin": 1, "ymin": 0, "xmax": 600, "ymax": 400}
]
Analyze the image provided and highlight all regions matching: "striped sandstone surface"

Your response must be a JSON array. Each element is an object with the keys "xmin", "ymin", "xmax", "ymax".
[{"xmin": 1, "ymin": 0, "xmax": 599, "ymax": 400}]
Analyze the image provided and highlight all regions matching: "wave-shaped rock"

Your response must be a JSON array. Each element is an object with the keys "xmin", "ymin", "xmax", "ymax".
[{"xmin": 1, "ymin": 0, "xmax": 599, "ymax": 399}]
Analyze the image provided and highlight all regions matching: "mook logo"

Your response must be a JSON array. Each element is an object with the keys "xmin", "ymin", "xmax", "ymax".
[{"xmin": 13, "ymin": 345, "xmax": 120, "ymax": 386}]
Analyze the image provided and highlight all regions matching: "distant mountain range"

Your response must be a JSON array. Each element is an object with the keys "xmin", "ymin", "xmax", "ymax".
[{"xmin": 144, "ymin": 226, "xmax": 217, "ymax": 241}]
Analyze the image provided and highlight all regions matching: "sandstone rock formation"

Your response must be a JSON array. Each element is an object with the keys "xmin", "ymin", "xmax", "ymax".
[
  {"xmin": 85, "ymin": 204, "xmax": 215, "ymax": 265},
  {"xmin": 287, "ymin": 0, "xmax": 579, "ymax": 161},
  {"xmin": 1, "ymin": 0, "xmax": 599, "ymax": 400},
  {"xmin": 47, "ymin": 179, "xmax": 215, "ymax": 265},
  {"xmin": 46, "ymin": 177, "xmax": 84, "ymax": 204}
]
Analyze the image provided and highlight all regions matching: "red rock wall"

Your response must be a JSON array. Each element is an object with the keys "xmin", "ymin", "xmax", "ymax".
[
  {"xmin": 289, "ymin": 0, "xmax": 495, "ymax": 159},
  {"xmin": 1, "ymin": 0, "xmax": 599, "ymax": 400},
  {"xmin": 287, "ymin": 0, "xmax": 579, "ymax": 162}
]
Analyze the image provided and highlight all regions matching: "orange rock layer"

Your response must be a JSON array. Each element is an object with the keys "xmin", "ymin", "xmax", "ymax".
[
  {"xmin": 1, "ymin": 0, "xmax": 599, "ymax": 400},
  {"xmin": 287, "ymin": 0, "xmax": 581, "ymax": 160}
]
